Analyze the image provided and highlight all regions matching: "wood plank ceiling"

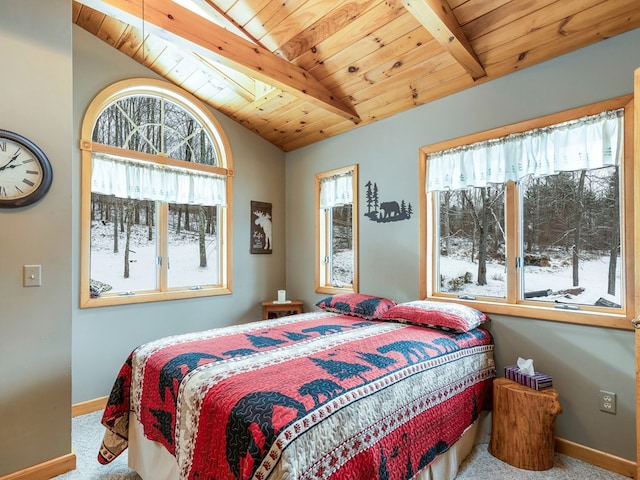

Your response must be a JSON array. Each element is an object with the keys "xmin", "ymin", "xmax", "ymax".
[{"xmin": 73, "ymin": 0, "xmax": 640, "ymax": 152}]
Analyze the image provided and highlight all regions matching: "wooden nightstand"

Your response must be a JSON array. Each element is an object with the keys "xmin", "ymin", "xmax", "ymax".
[
  {"xmin": 262, "ymin": 300, "xmax": 303, "ymax": 320},
  {"xmin": 489, "ymin": 377, "xmax": 562, "ymax": 471}
]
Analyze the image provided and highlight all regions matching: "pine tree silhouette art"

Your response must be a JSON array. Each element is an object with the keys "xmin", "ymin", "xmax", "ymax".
[
  {"xmin": 379, "ymin": 447, "xmax": 390, "ymax": 480},
  {"xmin": 283, "ymin": 331, "xmax": 311, "ymax": 341},
  {"xmin": 246, "ymin": 333, "xmax": 286, "ymax": 348},
  {"xmin": 356, "ymin": 351, "xmax": 397, "ymax": 369},
  {"xmin": 310, "ymin": 357, "xmax": 370, "ymax": 383}
]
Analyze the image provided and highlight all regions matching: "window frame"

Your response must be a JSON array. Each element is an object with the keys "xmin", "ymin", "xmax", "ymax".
[
  {"xmin": 315, "ymin": 164, "xmax": 359, "ymax": 294},
  {"xmin": 80, "ymin": 78, "xmax": 233, "ymax": 308},
  {"xmin": 419, "ymin": 95, "xmax": 634, "ymax": 329}
]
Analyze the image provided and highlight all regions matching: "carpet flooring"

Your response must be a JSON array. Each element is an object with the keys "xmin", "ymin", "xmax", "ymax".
[{"xmin": 53, "ymin": 410, "xmax": 628, "ymax": 479}]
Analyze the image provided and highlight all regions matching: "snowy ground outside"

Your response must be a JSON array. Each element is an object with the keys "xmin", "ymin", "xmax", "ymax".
[
  {"xmin": 91, "ymin": 221, "xmax": 622, "ymax": 309},
  {"xmin": 90, "ymin": 221, "xmax": 218, "ymax": 292},
  {"xmin": 440, "ymin": 252, "xmax": 621, "ymax": 307}
]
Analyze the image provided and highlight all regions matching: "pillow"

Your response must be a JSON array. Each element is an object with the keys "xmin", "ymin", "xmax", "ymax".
[
  {"xmin": 378, "ymin": 300, "xmax": 489, "ymax": 332},
  {"xmin": 315, "ymin": 293, "xmax": 396, "ymax": 320}
]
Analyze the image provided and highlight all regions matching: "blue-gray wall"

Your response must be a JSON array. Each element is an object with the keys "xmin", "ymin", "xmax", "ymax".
[
  {"xmin": 0, "ymin": 1, "xmax": 638, "ymax": 475},
  {"xmin": 3, "ymin": 4, "xmax": 287, "ymax": 475},
  {"xmin": 285, "ymin": 28, "xmax": 640, "ymax": 461},
  {"xmin": 0, "ymin": 0, "xmax": 73, "ymax": 475},
  {"xmin": 71, "ymin": 26, "xmax": 288, "ymax": 402}
]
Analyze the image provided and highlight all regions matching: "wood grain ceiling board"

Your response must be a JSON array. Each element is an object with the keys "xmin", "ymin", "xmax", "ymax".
[{"xmin": 73, "ymin": 0, "xmax": 640, "ymax": 152}]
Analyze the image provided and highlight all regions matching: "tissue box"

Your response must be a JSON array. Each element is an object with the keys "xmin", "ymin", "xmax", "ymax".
[{"xmin": 504, "ymin": 365, "xmax": 553, "ymax": 390}]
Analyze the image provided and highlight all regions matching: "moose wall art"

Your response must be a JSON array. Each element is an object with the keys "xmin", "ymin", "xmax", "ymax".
[
  {"xmin": 364, "ymin": 180, "xmax": 413, "ymax": 224},
  {"xmin": 251, "ymin": 201, "xmax": 273, "ymax": 254}
]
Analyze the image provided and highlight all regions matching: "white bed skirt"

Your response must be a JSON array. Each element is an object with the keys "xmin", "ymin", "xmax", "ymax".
[{"xmin": 129, "ymin": 411, "xmax": 492, "ymax": 480}]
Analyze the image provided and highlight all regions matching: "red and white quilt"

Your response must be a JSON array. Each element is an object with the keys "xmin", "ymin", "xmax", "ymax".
[{"xmin": 99, "ymin": 311, "xmax": 495, "ymax": 479}]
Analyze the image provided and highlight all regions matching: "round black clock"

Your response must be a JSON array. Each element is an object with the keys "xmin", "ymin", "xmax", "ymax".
[{"xmin": 0, "ymin": 129, "xmax": 53, "ymax": 208}]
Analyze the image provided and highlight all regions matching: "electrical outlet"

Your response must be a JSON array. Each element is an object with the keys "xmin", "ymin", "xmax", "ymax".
[{"xmin": 599, "ymin": 390, "xmax": 616, "ymax": 414}]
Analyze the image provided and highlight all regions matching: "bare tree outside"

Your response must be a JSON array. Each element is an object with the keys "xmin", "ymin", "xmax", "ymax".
[
  {"xmin": 437, "ymin": 166, "xmax": 622, "ymax": 307},
  {"xmin": 89, "ymin": 93, "xmax": 221, "ymax": 294},
  {"xmin": 331, "ymin": 204, "xmax": 353, "ymax": 286},
  {"xmin": 439, "ymin": 185, "xmax": 505, "ymax": 296}
]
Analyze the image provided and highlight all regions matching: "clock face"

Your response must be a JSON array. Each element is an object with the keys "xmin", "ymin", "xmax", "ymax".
[{"xmin": 0, "ymin": 130, "xmax": 52, "ymax": 208}]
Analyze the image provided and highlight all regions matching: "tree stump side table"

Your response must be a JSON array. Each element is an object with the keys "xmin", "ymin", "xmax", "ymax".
[{"xmin": 488, "ymin": 377, "xmax": 562, "ymax": 471}]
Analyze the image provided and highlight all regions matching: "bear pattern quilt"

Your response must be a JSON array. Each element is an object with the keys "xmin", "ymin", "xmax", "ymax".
[{"xmin": 99, "ymin": 311, "xmax": 495, "ymax": 480}]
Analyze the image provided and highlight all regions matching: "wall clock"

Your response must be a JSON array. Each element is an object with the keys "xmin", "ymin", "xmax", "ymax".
[{"xmin": 0, "ymin": 129, "xmax": 53, "ymax": 208}]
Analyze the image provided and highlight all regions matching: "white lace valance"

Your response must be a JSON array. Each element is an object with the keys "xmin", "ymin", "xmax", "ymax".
[
  {"xmin": 91, "ymin": 152, "xmax": 227, "ymax": 206},
  {"xmin": 426, "ymin": 109, "xmax": 624, "ymax": 192},
  {"xmin": 320, "ymin": 171, "xmax": 353, "ymax": 208}
]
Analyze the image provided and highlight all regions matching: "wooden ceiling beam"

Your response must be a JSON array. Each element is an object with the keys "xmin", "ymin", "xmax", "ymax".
[
  {"xmin": 198, "ymin": 0, "xmax": 267, "ymax": 49},
  {"xmin": 275, "ymin": 0, "xmax": 378, "ymax": 61},
  {"xmin": 75, "ymin": 0, "xmax": 361, "ymax": 124},
  {"xmin": 400, "ymin": 0, "xmax": 486, "ymax": 80}
]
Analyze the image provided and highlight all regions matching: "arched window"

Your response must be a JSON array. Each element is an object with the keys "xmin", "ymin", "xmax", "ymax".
[{"xmin": 80, "ymin": 78, "xmax": 233, "ymax": 307}]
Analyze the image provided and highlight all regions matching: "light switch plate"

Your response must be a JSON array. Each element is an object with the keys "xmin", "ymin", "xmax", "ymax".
[{"xmin": 23, "ymin": 265, "xmax": 42, "ymax": 287}]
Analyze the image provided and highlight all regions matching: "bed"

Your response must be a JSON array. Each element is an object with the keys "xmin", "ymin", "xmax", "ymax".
[{"xmin": 98, "ymin": 295, "xmax": 495, "ymax": 480}]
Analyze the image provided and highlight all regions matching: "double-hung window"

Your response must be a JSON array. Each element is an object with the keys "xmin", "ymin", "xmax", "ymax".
[
  {"xmin": 315, "ymin": 165, "xmax": 359, "ymax": 294},
  {"xmin": 420, "ymin": 97, "xmax": 633, "ymax": 328},
  {"xmin": 80, "ymin": 79, "xmax": 233, "ymax": 307}
]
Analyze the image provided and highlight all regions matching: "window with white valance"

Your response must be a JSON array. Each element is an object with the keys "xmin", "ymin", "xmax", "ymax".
[
  {"xmin": 91, "ymin": 153, "xmax": 227, "ymax": 206},
  {"xmin": 319, "ymin": 171, "xmax": 354, "ymax": 208},
  {"xmin": 427, "ymin": 108, "xmax": 624, "ymax": 192},
  {"xmin": 316, "ymin": 165, "xmax": 359, "ymax": 294},
  {"xmin": 419, "ymin": 97, "xmax": 633, "ymax": 328},
  {"xmin": 80, "ymin": 78, "xmax": 233, "ymax": 308}
]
